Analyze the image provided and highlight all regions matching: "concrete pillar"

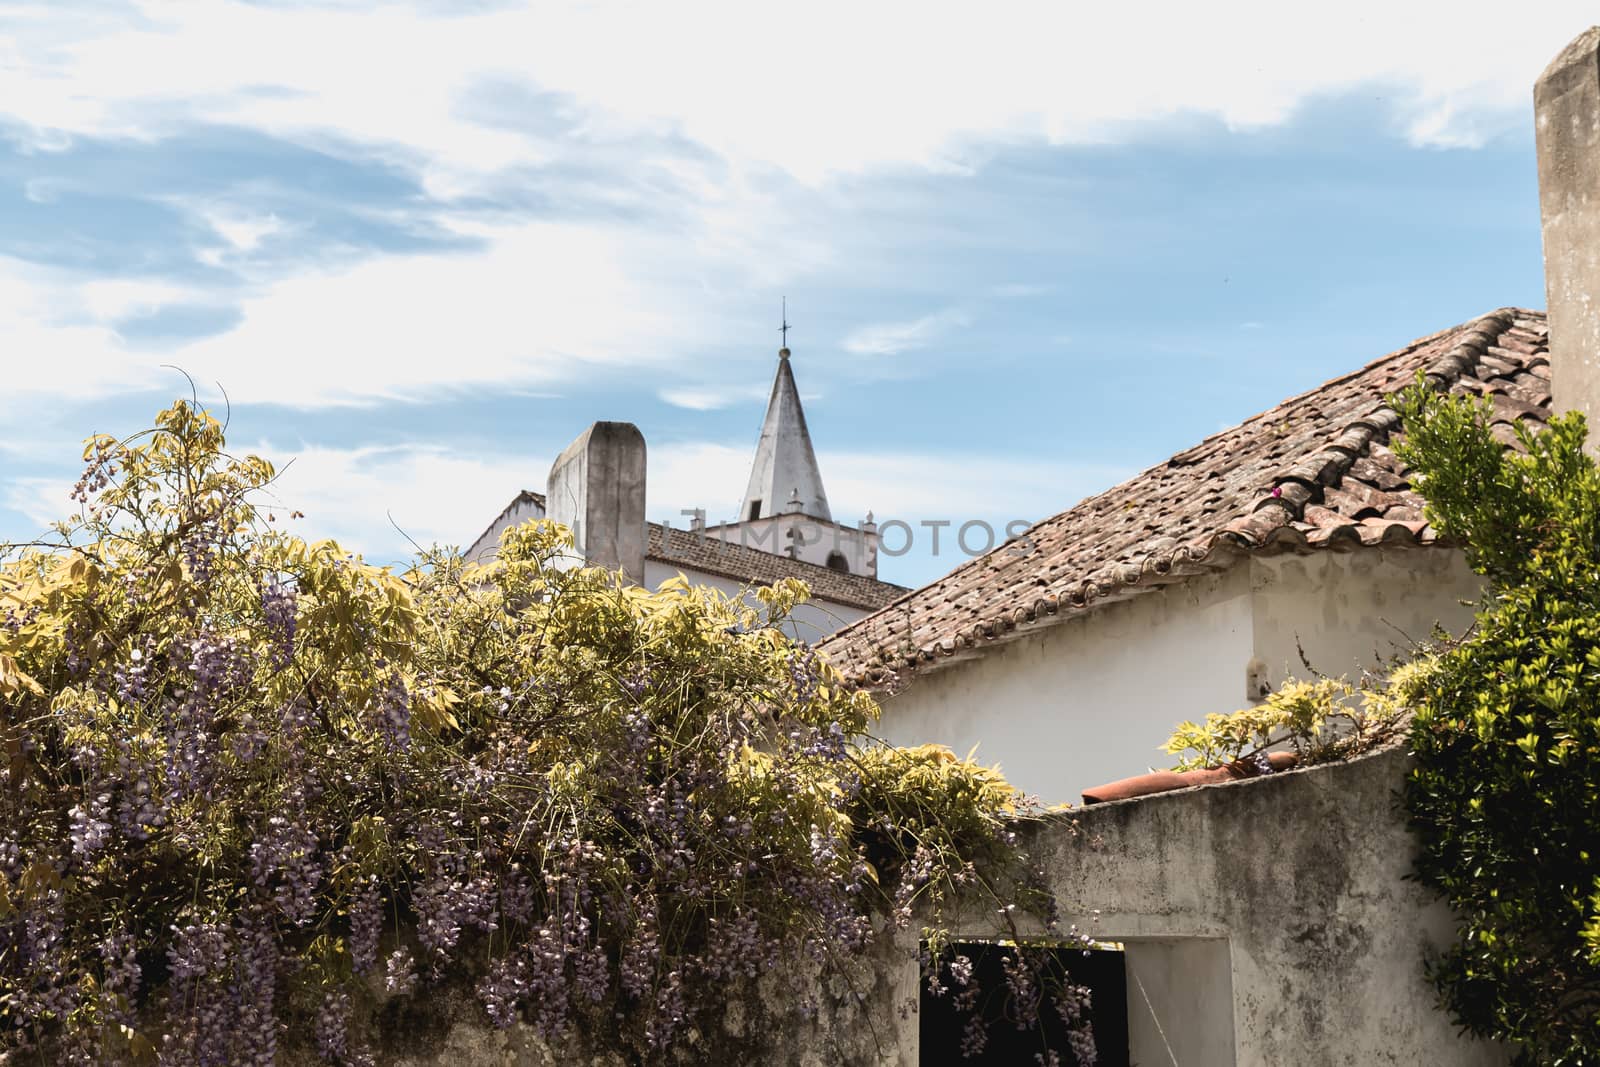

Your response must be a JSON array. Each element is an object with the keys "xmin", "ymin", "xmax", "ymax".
[
  {"xmin": 1536, "ymin": 26, "xmax": 1600, "ymax": 440},
  {"xmin": 545, "ymin": 422, "xmax": 647, "ymax": 585}
]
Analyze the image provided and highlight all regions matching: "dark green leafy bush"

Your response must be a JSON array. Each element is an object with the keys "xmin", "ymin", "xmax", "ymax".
[{"xmin": 1398, "ymin": 384, "xmax": 1600, "ymax": 1065}]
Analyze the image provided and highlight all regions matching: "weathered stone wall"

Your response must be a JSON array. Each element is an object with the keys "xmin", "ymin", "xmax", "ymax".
[
  {"xmin": 318, "ymin": 747, "xmax": 1507, "ymax": 1067},
  {"xmin": 278, "ymin": 925, "xmax": 921, "ymax": 1067},
  {"xmin": 1022, "ymin": 745, "xmax": 1509, "ymax": 1067},
  {"xmin": 1538, "ymin": 26, "xmax": 1600, "ymax": 446}
]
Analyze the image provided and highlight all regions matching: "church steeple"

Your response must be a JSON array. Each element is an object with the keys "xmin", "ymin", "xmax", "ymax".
[{"xmin": 740, "ymin": 324, "xmax": 832, "ymax": 524}]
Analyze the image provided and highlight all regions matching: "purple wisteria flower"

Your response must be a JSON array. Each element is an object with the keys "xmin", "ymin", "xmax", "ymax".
[
  {"xmin": 68, "ymin": 793, "xmax": 112, "ymax": 860},
  {"xmin": 260, "ymin": 578, "xmax": 297, "ymax": 667}
]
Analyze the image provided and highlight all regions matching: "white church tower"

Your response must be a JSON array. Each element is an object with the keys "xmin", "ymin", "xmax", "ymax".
[
  {"xmin": 703, "ymin": 316, "xmax": 881, "ymax": 578},
  {"xmin": 740, "ymin": 342, "xmax": 831, "ymax": 525}
]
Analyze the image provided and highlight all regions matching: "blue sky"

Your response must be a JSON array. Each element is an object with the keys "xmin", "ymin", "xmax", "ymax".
[{"xmin": 0, "ymin": 2, "xmax": 1590, "ymax": 587}]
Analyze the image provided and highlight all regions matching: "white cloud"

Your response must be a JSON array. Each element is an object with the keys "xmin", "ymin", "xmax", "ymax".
[
  {"xmin": 1, "ymin": 437, "xmax": 538, "ymax": 561},
  {"xmin": 79, "ymin": 277, "xmax": 205, "ymax": 322},
  {"xmin": 248, "ymin": 440, "xmax": 536, "ymax": 559},
  {"xmin": 201, "ymin": 207, "xmax": 284, "ymax": 253},
  {"xmin": 0, "ymin": 1, "xmax": 1590, "ymax": 415},
  {"xmin": 657, "ymin": 383, "xmax": 770, "ymax": 412},
  {"xmin": 0, "ymin": 1, "xmax": 1593, "ymax": 191},
  {"xmin": 646, "ymin": 440, "xmax": 1128, "ymax": 530},
  {"xmin": 3, "ymin": 476, "xmax": 73, "ymax": 531},
  {"xmin": 0, "ymin": 211, "xmax": 738, "ymax": 411},
  {"xmin": 22, "ymin": 178, "xmax": 62, "ymax": 203},
  {"xmin": 0, "ymin": 261, "xmax": 161, "ymax": 417},
  {"xmin": 648, "ymin": 442, "xmax": 753, "ymax": 523},
  {"xmin": 6, "ymin": 431, "xmax": 1131, "ymax": 585},
  {"xmin": 842, "ymin": 309, "xmax": 971, "ymax": 357}
]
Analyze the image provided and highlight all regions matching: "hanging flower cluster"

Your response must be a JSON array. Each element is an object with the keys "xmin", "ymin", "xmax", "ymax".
[{"xmin": 0, "ymin": 402, "xmax": 1095, "ymax": 1064}]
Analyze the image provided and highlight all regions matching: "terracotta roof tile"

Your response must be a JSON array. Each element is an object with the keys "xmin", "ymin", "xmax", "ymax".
[
  {"xmin": 818, "ymin": 308, "xmax": 1550, "ymax": 688},
  {"xmin": 646, "ymin": 524, "xmax": 906, "ymax": 612}
]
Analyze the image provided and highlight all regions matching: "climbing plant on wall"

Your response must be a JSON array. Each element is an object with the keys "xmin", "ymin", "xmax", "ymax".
[
  {"xmin": 1397, "ymin": 382, "xmax": 1600, "ymax": 1064},
  {"xmin": 0, "ymin": 401, "xmax": 1094, "ymax": 1065}
]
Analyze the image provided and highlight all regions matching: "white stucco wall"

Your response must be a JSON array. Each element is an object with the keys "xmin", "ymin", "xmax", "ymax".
[
  {"xmin": 1249, "ymin": 548, "xmax": 1483, "ymax": 693},
  {"xmin": 876, "ymin": 567, "xmax": 1255, "ymax": 804},
  {"xmin": 466, "ymin": 495, "xmax": 547, "ymax": 564},
  {"xmin": 642, "ymin": 560, "xmax": 871, "ymax": 642},
  {"xmin": 876, "ymin": 546, "xmax": 1486, "ymax": 806}
]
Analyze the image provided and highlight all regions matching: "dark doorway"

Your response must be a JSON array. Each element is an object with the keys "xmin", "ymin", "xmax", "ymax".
[{"xmin": 919, "ymin": 942, "xmax": 1129, "ymax": 1066}]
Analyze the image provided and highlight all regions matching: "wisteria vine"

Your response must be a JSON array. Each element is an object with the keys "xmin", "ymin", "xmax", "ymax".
[{"xmin": 0, "ymin": 402, "xmax": 1096, "ymax": 1064}]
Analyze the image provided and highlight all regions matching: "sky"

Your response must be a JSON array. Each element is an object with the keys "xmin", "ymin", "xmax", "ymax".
[{"xmin": 0, "ymin": 1, "xmax": 1591, "ymax": 589}]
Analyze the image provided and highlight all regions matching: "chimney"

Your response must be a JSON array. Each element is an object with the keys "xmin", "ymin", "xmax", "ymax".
[
  {"xmin": 1537, "ymin": 27, "xmax": 1600, "ymax": 438},
  {"xmin": 545, "ymin": 422, "xmax": 647, "ymax": 585}
]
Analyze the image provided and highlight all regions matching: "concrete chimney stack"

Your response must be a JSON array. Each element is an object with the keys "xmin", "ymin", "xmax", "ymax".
[
  {"xmin": 1537, "ymin": 26, "xmax": 1600, "ymax": 440},
  {"xmin": 545, "ymin": 422, "xmax": 647, "ymax": 585}
]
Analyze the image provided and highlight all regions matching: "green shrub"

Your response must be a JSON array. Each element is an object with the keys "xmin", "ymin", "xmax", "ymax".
[
  {"xmin": 1164, "ymin": 676, "xmax": 1397, "ymax": 771},
  {"xmin": 1397, "ymin": 383, "xmax": 1600, "ymax": 1064}
]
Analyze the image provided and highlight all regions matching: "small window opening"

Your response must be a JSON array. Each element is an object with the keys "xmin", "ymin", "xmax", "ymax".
[
  {"xmin": 747, "ymin": 500, "xmax": 762, "ymax": 521},
  {"xmin": 825, "ymin": 551, "xmax": 850, "ymax": 573}
]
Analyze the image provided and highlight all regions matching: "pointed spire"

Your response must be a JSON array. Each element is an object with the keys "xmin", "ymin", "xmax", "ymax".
[{"xmin": 740, "ymin": 321, "xmax": 832, "ymax": 524}]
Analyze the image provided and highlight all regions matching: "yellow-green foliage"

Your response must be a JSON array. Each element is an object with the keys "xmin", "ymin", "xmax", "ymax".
[{"xmin": 1162, "ymin": 670, "xmax": 1428, "ymax": 771}]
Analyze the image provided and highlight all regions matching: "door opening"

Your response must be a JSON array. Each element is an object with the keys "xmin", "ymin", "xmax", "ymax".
[{"xmin": 919, "ymin": 940, "xmax": 1129, "ymax": 1066}]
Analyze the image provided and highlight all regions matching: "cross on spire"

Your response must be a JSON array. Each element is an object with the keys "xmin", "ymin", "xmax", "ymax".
[{"xmin": 779, "ymin": 297, "xmax": 791, "ymax": 350}]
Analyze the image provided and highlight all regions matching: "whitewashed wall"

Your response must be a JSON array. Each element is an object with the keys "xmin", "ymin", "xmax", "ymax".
[
  {"xmin": 466, "ymin": 495, "xmax": 546, "ymax": 564},
  {"xmin": 1249, "ymin": 547, "xmax": 1481, "ymax": 691},
  {"xmin": 876, "ymin": 546, "xmax": 1485, "ymax": 805},
  {"xmin": 876, "ymin": 567, "xmax": 1255, "ymax": 803}
]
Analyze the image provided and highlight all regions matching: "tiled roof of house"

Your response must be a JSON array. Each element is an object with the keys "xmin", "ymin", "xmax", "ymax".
[
  {"xmin": 469, "ymin": 491, "xmax": 907, "ymax": 612},
  {"xmin": 647, "ymin": 524, "xmax": 906, "ymax": 611},
  {"xmin": 818, "ymin": 308, "xmax": 1551, "ymax": 688}
]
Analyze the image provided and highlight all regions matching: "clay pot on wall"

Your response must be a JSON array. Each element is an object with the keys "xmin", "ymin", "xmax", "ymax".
[{"xmin": 1080, "ymin": 751, "xmax": 1299, "ymax": 806}]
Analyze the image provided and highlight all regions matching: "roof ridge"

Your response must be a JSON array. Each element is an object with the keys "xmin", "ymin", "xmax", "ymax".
[
  {"xmin": 823, "ymin": 308, "xmax": 1524, "ymax": 657},
  {"xmin": 819, "ymin": 309, "xmax": 1550, "ymax": 687},
  {"xmin": 1221, "ymin": 307, "xmax": 1519, "ymax": 542},
  {"xmin": 647, "ymin": 524, "xmax": 907, "ymax": 612},
  {"xmin": 651, "ymin": 523, "xmax": 904, "ymax": 589}
]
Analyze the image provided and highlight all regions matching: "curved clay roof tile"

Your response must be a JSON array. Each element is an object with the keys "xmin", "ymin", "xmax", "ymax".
[{"xmin": 820, "ymin": 309, "xmax": 1551, "ymax": 690}]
